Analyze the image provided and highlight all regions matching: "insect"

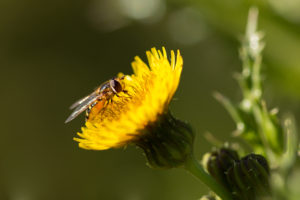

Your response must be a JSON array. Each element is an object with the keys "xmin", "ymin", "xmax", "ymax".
[{"xmin": 65, "ymin": 77, "xmax": 126, "ymax": 123}]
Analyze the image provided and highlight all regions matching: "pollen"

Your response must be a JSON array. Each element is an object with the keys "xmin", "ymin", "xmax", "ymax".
[{"xmin": 74, "ymin": 47, "xmax": 183, "ymax": 150}]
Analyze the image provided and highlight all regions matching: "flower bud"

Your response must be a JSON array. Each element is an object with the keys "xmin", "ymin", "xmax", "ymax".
[
  {"xmin": 226, "ymin": 153, "xmax": 270, "ymax": 200},
  {"xmin": 204, "ymin": 148, "xmax": 239, "ymax": 191},
  {"xmin": 134, "ymin": 112, "xmax": 194, "ymax": 169},
  {"xmin": 200, "ymin": 194, "xmax": 221, "ymax": 200}
]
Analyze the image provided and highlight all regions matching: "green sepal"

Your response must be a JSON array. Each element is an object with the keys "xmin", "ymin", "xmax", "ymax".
[{"xmin": 134, "ymin": 111, "xmax": 194, "ymax": 169}]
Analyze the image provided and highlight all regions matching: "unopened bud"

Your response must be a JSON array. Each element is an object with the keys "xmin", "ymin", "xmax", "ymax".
[
  {"xmin": 226, "ymin": 153, "xmax": 270, "ymax": 200},
  {"xmin": 204, "ymin": 148, "xmax": 239, "ymax": 191},
  {"xmin": 200, "ymin": 194, "xmax": 221, "ymax": 200}
]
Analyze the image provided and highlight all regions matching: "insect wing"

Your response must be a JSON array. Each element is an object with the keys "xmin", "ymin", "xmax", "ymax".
[
  {"xmin": 65, "ymin": 94, "xmax": 100, "ymax": 123},
  {"xmin": 69, "ymin": 91, "xmax": 97, "ymax": 109}
]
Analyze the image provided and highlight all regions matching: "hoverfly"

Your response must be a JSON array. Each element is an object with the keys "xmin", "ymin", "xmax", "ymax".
[{"xmin": 65, "ymin": 77, "xmax": 126, "ymax": 123}]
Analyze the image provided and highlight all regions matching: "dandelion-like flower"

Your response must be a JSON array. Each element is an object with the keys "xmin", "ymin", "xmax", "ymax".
[
  {"xmin": 72, "ymin": 47, "xmax": 194, "ymax": 168},
  {"xmin": 67, "ymin": 48, "xmax": 233, "ymax": 199}
]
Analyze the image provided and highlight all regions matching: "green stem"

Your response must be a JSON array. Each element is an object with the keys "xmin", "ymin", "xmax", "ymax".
[{"xmin": 184, "ymin": 155, "xmax": 232, "ymax": 200}]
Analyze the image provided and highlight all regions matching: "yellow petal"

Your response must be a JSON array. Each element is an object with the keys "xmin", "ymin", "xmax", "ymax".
[{"xmin": 74, "ymin": 47, "xmax": 183, "ymax": 150}]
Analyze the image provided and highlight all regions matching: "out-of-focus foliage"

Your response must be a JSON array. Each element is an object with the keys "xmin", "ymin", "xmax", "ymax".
[
  {"xmin": 213, "ymin": 7, "xmax": 299, "ymax": 199},
  {"xmin": 1, "ymin": 0, "xmax": 299, "ymax": 200}
]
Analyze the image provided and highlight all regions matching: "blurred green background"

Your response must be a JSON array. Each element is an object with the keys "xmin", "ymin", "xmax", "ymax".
[{"xmin": 1, "ymin": 0, "xmax": 300, "ymax": 199}]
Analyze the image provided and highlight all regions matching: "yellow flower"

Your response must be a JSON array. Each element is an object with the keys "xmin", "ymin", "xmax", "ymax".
[{"xmin": 74, "ymin": 47, "xmax": 183, "ymax": 150}]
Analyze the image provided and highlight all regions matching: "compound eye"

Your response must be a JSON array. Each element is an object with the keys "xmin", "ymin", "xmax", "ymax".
[{"xmin": 111, "ymin": 79, "xmax": 122, "ymax": 93}]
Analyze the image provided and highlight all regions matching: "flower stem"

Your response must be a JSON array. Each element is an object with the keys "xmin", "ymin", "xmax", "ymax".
[{"xmin": 184, "ymin": 155, "xmax": 232, "ymax": 200}]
